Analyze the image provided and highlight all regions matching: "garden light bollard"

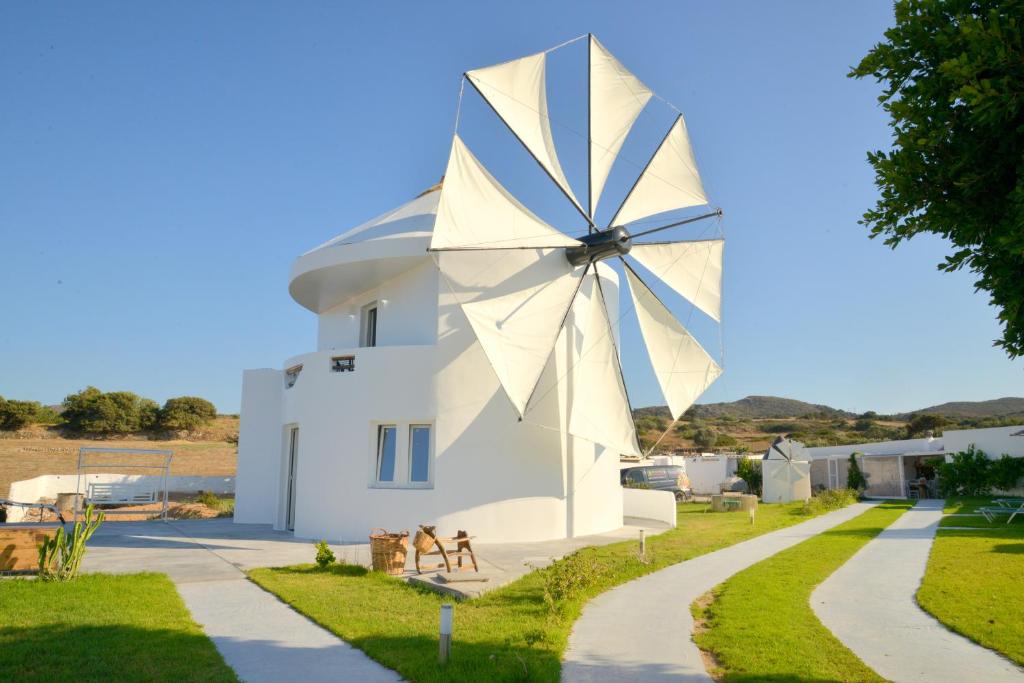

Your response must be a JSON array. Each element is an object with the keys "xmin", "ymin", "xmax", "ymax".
[
  {"xmin": 439, "ymin": 603, "xmax": 453, "ymax": 664},
  {"xmin": 639, "ymin": 528, "xmax": 646, "ymax": 558},
  {"xmin": 749, "ymin": 507, "xmax": 756, "ymax": 525}
]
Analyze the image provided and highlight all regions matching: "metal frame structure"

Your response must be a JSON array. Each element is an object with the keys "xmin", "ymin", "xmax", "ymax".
[{"xmin": 75, "ymin": 447, "xmax": 173, "ymax": 522}]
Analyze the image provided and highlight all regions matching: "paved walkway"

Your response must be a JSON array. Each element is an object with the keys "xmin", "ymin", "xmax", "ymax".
[
  {"xmin": 812, "ymin": 499, "xmax": 1024, "ymax": 682},
  {"xmin": 562, "ymin": 501, "xmax": 879, "ymax": 682},
  {"xmin": 83, "ymin": 519, "xmax": 401, "ymax": 683}
]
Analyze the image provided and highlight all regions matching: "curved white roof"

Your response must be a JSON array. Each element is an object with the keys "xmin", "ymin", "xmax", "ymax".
[{"xmin": 289, "ymin": 189, "xmax": 440, "ymax": 313}]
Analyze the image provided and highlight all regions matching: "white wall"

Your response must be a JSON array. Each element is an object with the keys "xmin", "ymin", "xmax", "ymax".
[
  {"xmin": 5, "ymin": 474, "xmax": 234, "ymax": 522},
  {"xmin": 807, "ymin": 436, "xmax": 942, "ymax": 460},
  {"xmin": 317, "ymin": 260, "xmax": 438, "ymax": 351},
  {"xmin": 943, "ymin": 425, "xmax": 1024, "ymax": 458},
  {"xmin": 234, "ymin": 369, "xmax": 284, "ymax": 524},
  {"xmin": 622, "ymin": 488, "xmax": 677, "ymax": 528},
  {"xmin": 683, "ymin": 455, "xmax": 730, "ymax": 494}
]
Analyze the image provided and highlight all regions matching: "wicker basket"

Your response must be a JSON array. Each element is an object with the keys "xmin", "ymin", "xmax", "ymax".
[
  {"xmin": 413, "ymin": 525, "xmax": 436, "ymax": 553},
  {"xmin": 368, "ymin": 528, "xmax": 409, "ymax": 575}
]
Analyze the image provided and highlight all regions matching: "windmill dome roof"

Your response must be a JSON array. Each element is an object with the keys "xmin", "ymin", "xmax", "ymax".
[{"xmin": 289, "ymin": 186, "xmax": 441, "ymax": 313}]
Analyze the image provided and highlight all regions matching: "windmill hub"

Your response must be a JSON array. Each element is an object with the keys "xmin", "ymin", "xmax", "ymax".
[{"xmin": 565, "ymin": 226, "xmax": 632, "ymax": 267}]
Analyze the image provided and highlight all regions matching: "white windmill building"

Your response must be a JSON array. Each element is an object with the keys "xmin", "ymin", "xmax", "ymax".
[{"xmin": 235, "ymin": 35, "xmax": 725, "ymax": 542}]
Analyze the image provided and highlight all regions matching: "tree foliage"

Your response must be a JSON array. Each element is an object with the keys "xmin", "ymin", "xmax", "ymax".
[
  {"xmin": 159, "ymin": 396, "xmax": 217, "ymax": 431},
  {"xmin": 906, "ymin": 412, "xmax": 949, "ymax": 437},
  {"xmin": 0, "ymin": 396, "xmax": 44, "ymax": 431},
  {"xmin": 735, "ymin": 457, "xmax": 763, "ymax": 495},
  {"xmin": 850, "ymin": 0, "xmax": 1024, "ymax": 357},
  {"xmin": 847, "ymin": 453, "xmax": 868, "ymax": 491},
  {"xmin": 62, "ymin": 387, "xmax": 159, "ymax": 434},
  {"xmin": 937, "ymin": 444, "xmax": 994, "ymax": 496}
]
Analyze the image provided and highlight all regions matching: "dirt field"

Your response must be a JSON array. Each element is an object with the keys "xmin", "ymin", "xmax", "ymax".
[{"xmin": 0, "ymin": 417, "xmax": 238, "ymax": 500}]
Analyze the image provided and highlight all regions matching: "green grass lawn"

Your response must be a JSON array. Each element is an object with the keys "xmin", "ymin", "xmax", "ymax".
[
  {"xmin": 0, "ymin": 573, "xmax": 237, "ymax": 683},
  {"xmin": 940, "ymin": 496, "xmax": 1024, "ymax": 527},
  {"xmin": 692, "ymin": 500, "xmax": 913, "ymax": 682},
  {"xmin": 918, "ymin": 526, "xmax": 1024, "ymax": 665},
  {"xmin": 249, "ymin": 501, "xmax": 832, "ymax": 683}
]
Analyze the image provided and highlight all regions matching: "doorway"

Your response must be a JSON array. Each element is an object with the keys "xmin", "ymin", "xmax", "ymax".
[{"xmin": 286, "ymin": 426, "xmax": 299, "ymax": 531}]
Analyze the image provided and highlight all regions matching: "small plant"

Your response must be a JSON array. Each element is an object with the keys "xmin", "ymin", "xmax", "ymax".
[
  {"xmin": 802, "ymin": 488, "xmax": 858, "ymax": 516},
  {"xmin": 846, "ymin": 453, "xmax": 867, "ymax": 492},
  {"xmin": 314, "ymin": 540, "xmax": 335, "ymax": 568},
  {"xmin": 38, "ymin": 504, "xmax": 105, "ymax": 581},
  {"xmin": 538, "ymin": 551, "xmax": 599, "ymax": 619}
]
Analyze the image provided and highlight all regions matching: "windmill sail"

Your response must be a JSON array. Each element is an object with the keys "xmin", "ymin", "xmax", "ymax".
[
  {"xmin": 466, "ymin": 52, "xmax": 585, "ymax": 217},
  {"xmin": 624, "ymin": 265, "xmax": 722, "ymax": 420},
  {"xmin": 611, "ymin": 115, "xmax": 707, "ymax": 226},
  {"xmin": 589, "ymin": 36, "xmax": 652, "ymax": 217},
  {"xmin": 430, "ymin": 135, "xmax": 581, "ymax": 250},
  {"xmin": 439, "ymin": 248, "xmax": 585, "ymax": 418},
  {"xmin": 630, "ymin": 239, "xmax": 723, "ymax": 322},
  {"xmin": 568, "ymin": 275, "xmax": 641, "ymax": 456}
]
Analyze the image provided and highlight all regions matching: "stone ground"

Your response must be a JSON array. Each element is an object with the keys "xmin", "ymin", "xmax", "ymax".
[
  {"xmin": 82, "ymin": 516, "xmax": 671, "ymax": 680},
  {"xmin": 812, "ymin": 499, "xmax": 1024, "ymax": 682}
]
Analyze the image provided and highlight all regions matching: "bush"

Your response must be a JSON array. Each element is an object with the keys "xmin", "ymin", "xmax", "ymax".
[
  {"xmin": 847, "ymin": 453, "xmax": 867, "ymax": 491},
  {"xmin": 715, "ymin": 433, "xmax": 739, "ymax": 448},
  {"xmin": 762, "ymin": 421, "xmax": 802, "ymax": 434},
  {"xmin": 62, "ymin": 387, "xmax": 159, "ymax": 434},
  {"xmin": 936, "ymin": 445, "xmax": 992, "ymax": 497},
  {"xmin": 539, "ymin": 551, "xmax": 599, "ymax": 619},
  {"xmin": 693, "ymin": 428, "xmax": 717, "ymax": 450},
  {"xmin": 802, "ymin": 488, "xmax": 858, "ymax": 516},
  {"xmin": 906, "ymin": 413, "xmax": 948, "ymax": 438},
  {"xmin": 989, "ymin": 454, "xmax": 1024, "ymax": 492},
  {"xmin": 159, "ymin": 396, "xmax": 217, "ymax": 431},
  {"xmin": 0, "ymin": 396, "xmax": 43, "ymax": 431},
  {"xmin": 735, "ymin": 458, "xmax": 762, "ymax": 496},
  {"xmin": 314, "ymin": 540, "xmax": 336, "ymax": 569}
]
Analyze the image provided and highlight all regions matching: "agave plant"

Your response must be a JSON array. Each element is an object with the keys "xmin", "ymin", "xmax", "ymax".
[{"xmin": 38, "ymin": 504, "xmax": 105, "ymax": 581}]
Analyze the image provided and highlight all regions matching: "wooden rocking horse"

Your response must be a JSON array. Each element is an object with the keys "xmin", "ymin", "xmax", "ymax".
[{"xmin": 413, "ymin": 525, "xmax": 479, "ymax": 574}]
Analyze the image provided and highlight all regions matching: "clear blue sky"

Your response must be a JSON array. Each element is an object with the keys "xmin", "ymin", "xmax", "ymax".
[{"xmin": 1, "ymin": 2, "xmax": 1019, "ymax": 415}]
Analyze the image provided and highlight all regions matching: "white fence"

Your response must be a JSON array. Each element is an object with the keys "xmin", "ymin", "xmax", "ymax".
[
  {"xmin": 5, "ymin": 474, "xmax": 234, "ymax": 522},
  {"xmin": 622, "ymin": 488, "xmax": 677, "ymax": 528}
]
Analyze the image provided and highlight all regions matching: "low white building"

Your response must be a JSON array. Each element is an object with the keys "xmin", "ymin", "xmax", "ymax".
[
  {"xmin": 234, "ymin": 188, "xmax": 630, "ymax": 542},
  {"xmin": 807, "ymin": 425, "xmax": 1024, "ymax": 498}
]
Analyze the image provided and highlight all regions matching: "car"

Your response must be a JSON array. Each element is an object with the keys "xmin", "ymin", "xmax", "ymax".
[{"xmin": 620, "ymin": 465, "xmax": 693, "ymax": 502}]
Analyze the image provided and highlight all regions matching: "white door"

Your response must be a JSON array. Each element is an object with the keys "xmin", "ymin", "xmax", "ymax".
[
  {"xmin": 286, "ymin": 427, "xmax": 299, "ymax": 531},
  {"xmin": 827, "ymin": 458, "xmax": 839, "ymax": 489}
]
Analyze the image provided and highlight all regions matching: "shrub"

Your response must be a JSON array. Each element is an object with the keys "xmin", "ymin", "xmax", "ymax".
[
  {"xmin": 846, "ymin": 453, "xmax": 867, "ymax": 491},
  {"xmin": 0, "ymin": 396, "xmax": 42, "ymax": 431},
  {"xmin": 715, "ymin": 433, "xmax": 739, "ymax": 448},
  {"xmin": 936, "ymin": 445, "xmax": 992, "ymax": 497},
  {"xmin": 693, "ymin": 428, "xmax": 717, "ymax": 450},
  {"xmin": 905, "ymin": 413, "xmax": 948, "ymax": 438},
  {"xmin": 539, "ymin": 551, "xmax": 599, "ymax": 619},
  {"xmin": 62, "ymin": 387, "xmax": 160, "ymax": 434},
  {"xmin": 762, "ymin": 421, "xmax": 801, "ymax": 434},
  {"xmin": 735, "ymin": 458, "xmax": 762, "ymax": 495},
  {"xmin": 314, "ymin": 540, "xmax": 336, "ymax": 568},
  {"xmin": 159, "ymin": 396, "xmax": 217, "ymax": 431},
  {"xmin": 989, "ymin": 454, "xmax": 1024, "ymax": 492},
  {"xmin": 802, "ymin": 488, "xmax": 858, "ymax": 515},
  {"xmin": 853, "ymin": 418, "xmax": 875, "ymax": 432}
]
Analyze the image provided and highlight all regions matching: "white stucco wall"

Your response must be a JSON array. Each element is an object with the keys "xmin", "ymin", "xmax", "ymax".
[
  {"xmin": 943, "ymin": 425, "xmax": 1024, "ymax": 458},
  {"xmin": 234, "ymin": 369, "xmax": 284, "ymax": 524},
  {"xmin": 682, "ymin": 455, "xmax": 730, "ymax": 494},
  {"xmin": 622, "ymin": 488, "xmax": 677, "ymax": 527},
  {"xmin": 5, "ymin": 474, "xmax": 234, "ymax": 522}
]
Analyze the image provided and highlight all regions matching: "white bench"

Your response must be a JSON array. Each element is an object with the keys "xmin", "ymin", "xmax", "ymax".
[{"xmin": 87, "ymin": 483, "xmax": 157, "ymax": 505}]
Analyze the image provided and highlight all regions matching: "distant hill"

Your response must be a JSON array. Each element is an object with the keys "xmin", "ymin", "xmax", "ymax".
[
  {"xmin": 899, "ymin": 397, "xmax": 1024, "ymax": 419},
  {"xmin": 634, "ymin": 395, "xmax": 854, "ymax": 421}
]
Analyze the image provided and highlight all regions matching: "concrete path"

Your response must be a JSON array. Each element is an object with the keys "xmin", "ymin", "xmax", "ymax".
[
  {"xmin": 83, "ymin": 519, "xmax": 400, "ymax": 683},
  {"xmin": 812, "ymin": 499, "xmax": 1024, "ymax": 682},
  {"xmin": 562, "ymin": 501, "xmax": 879, "ymax": 682}
]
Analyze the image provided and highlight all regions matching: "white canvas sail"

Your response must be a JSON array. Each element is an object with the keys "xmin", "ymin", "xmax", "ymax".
[
  {"xmin": 624, "ymin": 267, "xmax": 722, "ymax": 420},
  {"xmin": 430, "ymin": 135, "xmax": 581, "ymax": 251},
  {"xmin": 440, "ymin": 248, "xmax": 585, "ymax": 418},
  {"xmin": 568, "ymin": 275, "xmax": 641, "ymax": 456},
  {"xmin": 589, "ymin": 36, "xmax": 652, "ymax": 216},
  {"xmin": 467, "ymin": 52, "xmax": 584, "ymax": 216},
  {"xmin": 612, "ymin": 115, "xmax": 707, "ymax": 226},
  {"xmin": 629, "ymin": 239, "xmax": 723, "ymax": 322}
]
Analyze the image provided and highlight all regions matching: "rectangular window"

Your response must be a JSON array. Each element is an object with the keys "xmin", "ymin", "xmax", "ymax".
[
  {"xmin": 330, "ymin": 355, "xmax": 355, "ymax": 372},
  {"xmin": 409, "ymin": 425, "xmax": 431, "ymax": 483},
  {"xmin": 376, "ymin": 425, "xmax": 396, "ymax": 482},
  {"xmin": 360, "ymin": 302, "xmax": 378, "ymax": 348}
]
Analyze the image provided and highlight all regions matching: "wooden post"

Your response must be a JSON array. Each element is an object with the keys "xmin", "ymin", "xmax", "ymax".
[
  {"xmin": 639, "ymin": 528, "xmax": 646, "ymax": 558},
  {"xmin": 439, "ymin": 604, "xmax": 453, "ymax": 664}
]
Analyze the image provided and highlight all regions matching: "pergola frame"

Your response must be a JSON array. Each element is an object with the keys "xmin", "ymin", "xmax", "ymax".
[{"xmin": 75, "ymin": 447, "xmax": 174, "ymax": 522}]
